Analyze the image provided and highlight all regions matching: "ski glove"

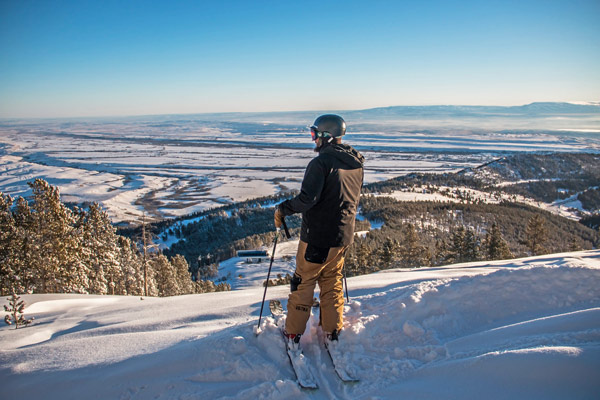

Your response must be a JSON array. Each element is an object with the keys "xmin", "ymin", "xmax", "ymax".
[{"xmin": 274, "ymin": 208, "xmax": 285, "ymax": 229}]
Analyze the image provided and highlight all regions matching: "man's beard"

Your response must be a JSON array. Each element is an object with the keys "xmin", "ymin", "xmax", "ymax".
[{"xmin": 314, "ymin": 138, "xmax": 332, "ymax": 152}]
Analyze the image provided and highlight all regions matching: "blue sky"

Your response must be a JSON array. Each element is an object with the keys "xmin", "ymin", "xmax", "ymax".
[{"xmin": 1, "ymin": 0, "xmax": 599, "ymax": 118}]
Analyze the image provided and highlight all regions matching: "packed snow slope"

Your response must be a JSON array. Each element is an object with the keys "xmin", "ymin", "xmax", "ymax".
[{"xmin": 1, "ymin": 250, "xmax": 600, "ymax": 399}]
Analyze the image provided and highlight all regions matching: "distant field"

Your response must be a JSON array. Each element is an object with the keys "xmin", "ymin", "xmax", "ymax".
[{"xmin": 1, "ymin": 108, "xmax": 599, "ymax": 224}]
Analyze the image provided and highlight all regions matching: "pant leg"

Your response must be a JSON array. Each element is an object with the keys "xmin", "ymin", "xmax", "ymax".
[
  {"xmin": 285, "ymin": 241, "xmax": 320, "ymax": 335},
  {"xmin": 285, "ymin": 241, "xmax": 347, "ymax": 335},
  {"xmin": 318, "ymin": 246, "xmax": 347, "ymax": 334}
]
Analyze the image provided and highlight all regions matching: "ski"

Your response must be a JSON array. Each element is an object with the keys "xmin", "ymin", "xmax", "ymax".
[
  {"xmin": 324, "ymin": 338, "xmax": 359, "ymax": 383},
  {"xmin": 269, "ymin": 300, "xmax": 318, "ymax": 389}
]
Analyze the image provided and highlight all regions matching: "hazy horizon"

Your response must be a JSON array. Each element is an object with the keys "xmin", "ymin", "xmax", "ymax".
[{"xmin": 1, "ymin": 100, "xmax": 599, "ymax": 122}]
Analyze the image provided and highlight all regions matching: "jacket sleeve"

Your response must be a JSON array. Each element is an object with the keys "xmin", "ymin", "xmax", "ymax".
[{"xmin": 279, "ymin": 157, "xmax": 326, "ymax": 216}]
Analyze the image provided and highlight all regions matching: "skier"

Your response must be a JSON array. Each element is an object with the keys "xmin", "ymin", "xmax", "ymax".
[{"xmin": 274, "ymin": 114, "xmax": 364, "ymax": 348}]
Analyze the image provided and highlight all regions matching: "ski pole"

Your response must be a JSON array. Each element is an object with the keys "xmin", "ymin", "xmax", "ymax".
[
  {"xmin": 257, "ymin": 229, "xmax": 279, "ymax": 331},
  {"xmin": 343, "ymin": 264, "xmax": 350, "ymax": 303},
  {"xmin": 257, "ymin": 218, "xmax": 291, "ymax": 332}
]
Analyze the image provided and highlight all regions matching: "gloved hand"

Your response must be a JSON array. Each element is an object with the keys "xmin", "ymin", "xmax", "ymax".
[{"xmin": 274, "ymin": 208, "xmax": 285, "ymax": 229}]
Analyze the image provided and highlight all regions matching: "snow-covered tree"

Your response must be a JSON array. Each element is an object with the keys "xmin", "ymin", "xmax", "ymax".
[
  {"xmin": 0, "ymin": 194, "xmax": 21, "ymax": 295},
  {"xmin": 118, "ymin": 236, "xmax": 144, "ymax": 296},
  {"xmin": 152, "ymin": 254, "xmax": 178, "ymax": 297},
  {"xmin": 137, "ymin": 214, "xmax": 159, "ymax": 297},
  {"xmin": 10, "ymin": 196, "xmax": 38, "ymax": 293},
  {"xmin": 4, "ymin": 290, "xmax": 33, "ymax": 329},
  {"xmin": 78, "ymin": 203, "xmax": 121, "ymax": 295},
  {"xmin": 26, "ymin": 179, "xmax": 86, "ymax": 293},
  {"xmin": 172, "ymin": 255, "xmax": 193, "ymax": 295}
]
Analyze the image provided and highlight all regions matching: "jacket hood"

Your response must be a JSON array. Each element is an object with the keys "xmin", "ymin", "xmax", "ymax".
[{"xmin": 320, "ymin": 143, "xmax": 364, "ymax": 169}]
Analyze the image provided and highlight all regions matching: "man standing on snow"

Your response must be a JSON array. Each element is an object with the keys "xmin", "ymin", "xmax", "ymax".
[{"xmin": 274, "ymin": 114, "xmax": 364, "ymax": 347}]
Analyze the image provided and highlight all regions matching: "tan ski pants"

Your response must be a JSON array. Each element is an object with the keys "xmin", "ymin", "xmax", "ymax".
[{"xmin": 285, "ymin": 240, "xmax": 347, "ymax": 335}]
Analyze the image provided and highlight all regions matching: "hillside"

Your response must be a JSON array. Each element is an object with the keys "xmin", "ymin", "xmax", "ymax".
[
  {"xmin": 366, "ymin": 152, "xmax": 600, "ymax": 216},
  {"xmin": 1, "ymin": 250, "xmax": 599, "ymax": 399}
]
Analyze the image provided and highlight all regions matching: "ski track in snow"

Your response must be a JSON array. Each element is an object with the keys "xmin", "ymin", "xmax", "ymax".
[{"xmin": 1, "ymin": 251, "xmax": 600, "ymax": 399}]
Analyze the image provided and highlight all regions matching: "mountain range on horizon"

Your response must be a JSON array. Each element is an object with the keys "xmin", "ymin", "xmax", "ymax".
[{"xmin": 2, "ymin": 101, "xmax": 600, "ymax": 123}]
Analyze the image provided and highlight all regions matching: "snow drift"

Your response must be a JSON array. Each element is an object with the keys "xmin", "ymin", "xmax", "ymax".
[{"xmin": 1, "ymin": 250, "xmax": 599, "ymax": 399}]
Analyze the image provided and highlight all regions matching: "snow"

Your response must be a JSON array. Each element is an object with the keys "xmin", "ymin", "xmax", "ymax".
[
  {"xmin": 217, "ymin": 239, "xmax": 299, "ymax": 290},
  {"xmin": 2, "ymin": 250, "xmax": 599, "ymax": 399},
  {"xmin": 377, "ymin": 185, "xmax": 589, "ymax": 220}
]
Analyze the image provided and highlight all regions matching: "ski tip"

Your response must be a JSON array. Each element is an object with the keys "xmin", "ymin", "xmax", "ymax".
[{"xmin": 298, "ymin": 382, "xmax": 318, "ymax": 390}]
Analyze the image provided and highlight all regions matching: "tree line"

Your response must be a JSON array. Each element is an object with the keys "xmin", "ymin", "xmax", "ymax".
[{"xmin": 0, "ymin": 179, "xmax": 229, "ymax": 297}]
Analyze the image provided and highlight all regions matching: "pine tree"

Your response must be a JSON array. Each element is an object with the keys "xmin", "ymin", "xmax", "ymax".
[
  {"xmin": 447, "ymin": 226, "xmax": 467, "ymax": 263},
  {"xmin": 172, "ymin": 254, "xmax": 193, "ymax": 295},
  {"xmin": 11, "ymin": 196, "xmax": 38, "ymax": 293},
  {"xmin": 484, "ymin": 222, "xmax": 514, "ymax": 260},
  {"xmin": 4, "ymin": 290, "xmax": 33, "ymax": 329},
  {"xmin": 434, "ymin": 239, "xmax": 449, "ymax": 266},
  {"xmin": 447, "ymin": 226, "xmax": 480, "ymax": 264},
  {"xmin": 0, "ymin": 194, "xmax": 21, "ymax": 295},
  {"xmin": 118, "ymin": 236, "xmax": 144, "ymax": 296},
  {"xmin": 78, "ymin": 203, "xmax": 121, "ymax": 295},
  {"xmin": 27, "ymin": 179, "xmax": 85, "ymax": 293},
  {"xmin": 380, "ymin": 237, "xmax": 400, "ymax": 268},
  {"xmin": 152, "ymin": 254, "xmax": 178, "ymax": 297},
  {"xmin": 355, "ymin": 241, "xmax": 373, "ymax": 274},
  {"xmin": 463, "ymin": 228, "xmax": 481, "ymax": 262},
  {"xmin": 401, "ymin": 224, "xmax": 430, "ymax": 268},
  {"xmin": 137, "ymin": 214, "xmax": 158, "ymax": 297},
  {"xmin": 525, "ymin": 214, "xmax": 548, "ymax": 256}
]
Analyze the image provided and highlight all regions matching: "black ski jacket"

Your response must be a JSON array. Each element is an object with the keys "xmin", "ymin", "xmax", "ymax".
[{"xmin": 278, "ymin": 143, "xmax": 364, "ymax": 248}]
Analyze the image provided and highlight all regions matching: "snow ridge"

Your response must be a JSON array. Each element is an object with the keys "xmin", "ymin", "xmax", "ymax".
[{"xmin": 1, "ymin": 251, "xmax": 599, "ymax": 399}]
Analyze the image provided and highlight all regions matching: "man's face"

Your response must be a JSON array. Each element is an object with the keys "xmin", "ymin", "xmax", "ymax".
[{"xmin": 314, "ymin": 137, "xmax": 323, "ymax": 151}]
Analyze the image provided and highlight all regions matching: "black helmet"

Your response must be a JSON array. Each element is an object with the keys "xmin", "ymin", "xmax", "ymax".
[{"xmin": 310, "ymin": 114, "xmax": 346, "ymax": 141}]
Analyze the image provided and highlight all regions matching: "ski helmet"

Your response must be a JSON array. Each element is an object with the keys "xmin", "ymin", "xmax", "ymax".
[{"xmin": 310, "ymin": 114, "xmax": 346, "ymax": 141}]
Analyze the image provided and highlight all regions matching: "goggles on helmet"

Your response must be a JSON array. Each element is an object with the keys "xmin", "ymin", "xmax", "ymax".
[{"xmin": 310, "ymin": 126, "xmax": 327, "ymax": 141}]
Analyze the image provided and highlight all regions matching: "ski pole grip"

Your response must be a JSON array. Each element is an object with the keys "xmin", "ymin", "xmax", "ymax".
[{"xmin": 282, "ymin": 219, "xmax": 291, "ymax": 239}]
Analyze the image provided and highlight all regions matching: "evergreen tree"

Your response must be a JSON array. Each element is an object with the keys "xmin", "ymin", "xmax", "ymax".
[
  {"xmin": 447, "ymin": 226, "xmax": 480, "ymax": 264},
  {"xmin": 448, "ymin": 226, "xmax": 467, "ymax": 264},
  {"xmin": 137, "ymin": 214, "xmax": 158, "ymax": 296},
  {"xmin": 525, "ymin": 215, "xmax": 548, "ymax": 256},
  {"xmin": 118, "ymin": 236, "xmax": 144, "ymax": 296},
  {"xmin": 401, "ymin": 224, "xmax": 430, "ymax": 268},
  {"xmin": 78, "ymin": 203, "xmax": 121, "ymax": 295},
  {"xmin": 434, "ymin": 239, "xmax": 449, "ymax": 266},
  {"xmin": 0, "ymin": 194, "xmax": 21, "ymax": 295},
  {"xmin": 484, "ymin": 222, "xmax": 514, "ymax": 260},
  {"xmin": 355, "ymin": 241, "xmax": 373, "ymax": 274},
  {"xmin": 152, "ymin": 254, "xmax": 178, "ymax": 297},
  {"xmin": 463, "ymin": 228, "xmax": 481, "ymax": 262},
  {"xmin": 27, "ymin": 179, "xmax": 85, "ymax": 293},
  {"xmin": 380, "ymin": 237, "xmax": 400, "ymax": 268},
  {"xmin": 4, "ymin": 290, "xmax": 33, "ymax": 329},
  {"xmin": 172, "ymin": 254, "xmax": 193, "ymax": 295}
]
